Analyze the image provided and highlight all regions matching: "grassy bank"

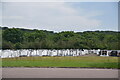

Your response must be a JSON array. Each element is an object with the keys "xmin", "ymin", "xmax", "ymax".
[{"xmin": 2, "ymin": 56, "xmax": 119, "ymax": 68}]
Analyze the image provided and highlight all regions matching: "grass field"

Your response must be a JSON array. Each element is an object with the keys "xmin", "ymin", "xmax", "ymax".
[{"xmin": 2, "ymin": 56, "xmax": 120, "ymax": 68}]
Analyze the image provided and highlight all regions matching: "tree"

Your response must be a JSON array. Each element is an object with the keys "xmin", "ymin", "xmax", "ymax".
[
  {"xmin": 3, "ymin": 28, "xmax": 23, "ymax": 43},
  {"xmin": 2, "ymin": 27, "xmax": 120, "ymax": 50}
]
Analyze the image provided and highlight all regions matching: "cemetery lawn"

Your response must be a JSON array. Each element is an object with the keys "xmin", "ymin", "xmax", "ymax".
[{"xmin": 2, "ymin": 56, "xmax": 119, "ymax": 69}]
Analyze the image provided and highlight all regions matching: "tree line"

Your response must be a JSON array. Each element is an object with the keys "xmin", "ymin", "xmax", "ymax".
[{"xmin": 1, "ymin": 27, "xmax": 120, "ymax": 50}]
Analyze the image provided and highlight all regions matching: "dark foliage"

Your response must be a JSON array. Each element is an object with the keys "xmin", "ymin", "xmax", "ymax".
[{"xmin": 1, "ymin": 27, "xmax": 119, "ymax": 50}]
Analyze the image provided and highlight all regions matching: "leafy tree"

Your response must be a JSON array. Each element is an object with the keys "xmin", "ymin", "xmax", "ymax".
[
  {"xmin": 2, "ymin": 27, "xmax": 120, "ymax": 50},
  {"xmin": 3, "ymin": 28, "xmax": 23, "ymax": 43}
]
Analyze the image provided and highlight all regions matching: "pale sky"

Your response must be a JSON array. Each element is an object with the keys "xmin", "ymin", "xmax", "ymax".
[{"xmin": 1, "ymin": 1, "xmax": 118, "ymax": 32}]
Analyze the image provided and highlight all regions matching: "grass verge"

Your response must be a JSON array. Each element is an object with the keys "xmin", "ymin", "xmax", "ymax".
[{"xmin": 2, "ymin": 56, "xmax": 119, "ymax": 69}]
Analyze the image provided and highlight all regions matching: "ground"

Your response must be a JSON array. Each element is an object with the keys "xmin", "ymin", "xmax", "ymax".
[
  {"xmin": 2, "ymin": 56, "xmax": 119, "ymax": 68},
  {"xmin": 2, "ymin": 68, "xmax": 118, "ymax": 78}
]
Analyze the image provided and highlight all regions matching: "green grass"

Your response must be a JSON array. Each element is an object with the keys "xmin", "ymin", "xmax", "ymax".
[{"xmin": 2, "ymin": 56, "xmax": 120, "ymax": 68}]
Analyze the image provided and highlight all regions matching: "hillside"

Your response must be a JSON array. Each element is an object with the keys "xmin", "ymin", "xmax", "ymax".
[{"xmin": 1, "ymin": 27, "xmax": 120, "ymax": 50}]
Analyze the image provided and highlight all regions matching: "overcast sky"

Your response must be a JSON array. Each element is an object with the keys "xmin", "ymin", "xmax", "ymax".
[{"xmin": 1, "ymin": 2, "xmax": 118, "ymax": 32}]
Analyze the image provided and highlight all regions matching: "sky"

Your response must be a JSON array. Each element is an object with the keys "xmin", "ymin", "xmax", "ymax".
[{"xmin": 1, "ymin": 2, "xmax": 118, "ymax": 32}]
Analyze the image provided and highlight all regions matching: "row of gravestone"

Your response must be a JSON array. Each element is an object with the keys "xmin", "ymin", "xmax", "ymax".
[{"xmin": 0, "ymin": 49, "xmax": 100, "ymax": 58}]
